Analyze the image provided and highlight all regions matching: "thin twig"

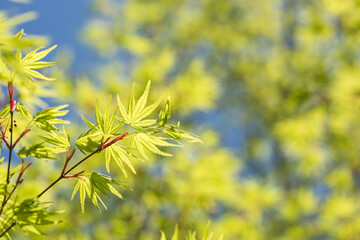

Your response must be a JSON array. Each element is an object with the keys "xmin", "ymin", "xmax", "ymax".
[
  {"xmin": 36, "ymin": 149, "xmax": 100, "ymax": 198},
  {"xmin": 6, "ymin": 111, "xmax": 14, "ymax": 184},
  {"xmin": 0, "ymin": 184, "xmax": 18, "ymax": 216},
  {"xmin": 0, "ymin": 222, "xmax": 16, "ymax": 238},
  {"xmin": 36, "ymin": 132, "xmax": 128, "ymax": 198},
  {"xmin": 36, "ymin": 175, "xmax": 64, "ymax": 198},
  {"xmin": 1, "ymin": 111, "xmax": 14, "ymax": 216},
  {"xmin": 0, "ymin": 160, "xmax": 32, "ymax": 216}
]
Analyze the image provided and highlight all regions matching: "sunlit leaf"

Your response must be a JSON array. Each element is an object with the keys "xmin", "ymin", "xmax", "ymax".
[
  {"xmin": 34, "ymin": 104, "xmax": 69, "ymax": 131},
  {"xmin": 17, "ymin": 45, "xmax": 57, "ymax": 81},
  {"xmin": 16, "ymin": 102, "xmax": 32, "ymax": 121}
]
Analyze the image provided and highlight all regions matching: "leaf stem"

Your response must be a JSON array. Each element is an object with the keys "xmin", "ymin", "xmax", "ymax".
[
  {"xmin": 36, "ymin": 133, "xmax": 128, "ymax": 198},
  {"xmin": 64, "ymin": 149, "xmax": 100, "ymax": 176}
]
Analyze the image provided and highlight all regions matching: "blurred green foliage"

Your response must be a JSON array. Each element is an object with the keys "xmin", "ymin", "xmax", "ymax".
[
  {"xmin": 4, "ymin": 0, "xmax": 360, "ymax": 239},
  {"xmin": 0, "ymin": 5, "xmax": 198, "ymax": 239}
]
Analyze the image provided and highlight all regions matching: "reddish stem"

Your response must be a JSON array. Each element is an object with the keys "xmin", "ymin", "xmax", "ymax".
[
  {"xmin": 12, "ymin": 129, "xmax": 30, "ymax": 148},
  {"xmin": 37, "ymin": 132, "xmax": 128, "ymax": 198}
]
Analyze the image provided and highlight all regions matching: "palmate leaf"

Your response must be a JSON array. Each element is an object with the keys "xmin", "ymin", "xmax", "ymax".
[
  {"xmin": 76, "ymin": 131, "xmax": 104, "ymax": 153},
  {"xmin": 77, "ymin": 97, "xmax": 124, "ymax": 153},
  {"xmin": 18, "ymin": 143, "xmax": 65, "ymax": 160},
  {"xmin": 16, "ymin": 103, "xmax": 32, "ymax": 121},
  {"xmin": 95, "ymin": 96, "xmax": 123, "ymax": 134},
  {"xmin": 10, "ymin": 198, "xmax": 61, "ymax": 236},
  {"xmin": 71, "ymin": 173, "xmax": 123, "ymax": 213},
  {"xmin": 33, "ymin": 104, "xmax": 70, "ymax": 131},
  {"xmin": 90, "ymin": 172, "xmax": 124, "ymax": 199},
  {"xmin": 117, "ymin": 80, "xmax": 161, "ymax": 128},
  {"xmin": 16, "ymin": 44, "xmax": 58, "ymax": 81},
  {"xmin": 104, "ymin": 144, "xmax": 135, "ymax": 177},
  {"xmin": 132, "ymin": 133, "xmax": 180, "ymax": 160},
  {"xmin": 164, "ymin": 127, "xmax": 202, "ymax": 143},
  {"xmin": 0, "ymin": 104, "xmax": 10, "ymax": 118},
  {"xmin": 71, "ymin": 176, "xmax": 105, "ymax": 213},
  {"xmin": 0, "ymin": 12, "xmax": 39, "ymax": 52},
  {"xmin": 37, "ymin": 126, "xmax": 70, "ymax": 152}
]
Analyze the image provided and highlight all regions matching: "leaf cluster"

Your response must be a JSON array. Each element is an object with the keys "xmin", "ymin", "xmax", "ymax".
[
  {"xmin": 0, "ymin": 5, "xmax": 201, "ymax": 239},
  {"xmin": 1, "ymin": 198, "xmax": 60, "ymax": 238},
  {"xmin": 71, "ymin": 172, "xmax": 123, "ymax": 213},
  {"xmin": 72, "ymin": 80, "xmax": 199, "ymax": 211}
]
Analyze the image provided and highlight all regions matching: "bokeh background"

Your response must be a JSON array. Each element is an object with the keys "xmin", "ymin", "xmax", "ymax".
[{"xmin": 3, "ymin": 0, "xmax": 360, "ymax": 239}]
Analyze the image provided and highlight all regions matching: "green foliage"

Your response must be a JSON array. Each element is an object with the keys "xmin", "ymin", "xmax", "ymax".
[
  {"xmin": 0, "ymin": 6, "xmax": 197, "ymax": 239},
  {"xmin": 0, "ymin": 105, "xmax": 10, "ymax": 118},
  {"xmin": 158, "ymin": 98, "xmax": 171, "ymax": 127},
  {"xmin": 45, "ymin": 0, "xmax": 360, "ymax": 239},
  {"xmin": 16, "ymin": 43, "xmax": 57, "ymax": 81},
  {"xmin": 33, "ymin": 104, "xmax": 69, "ymax": 131},
  {"xmin": 38, "ymin": 128, "xmax": 71, "ymax": 152},
  {"xmin": 16, "ymin": 103, "xmax": 32, "ymax": 121},
  {"xmin": 71, "ymin": 172, "xmax": 124, "ymax": 213},
  {"xmin": 117, "ymin": 80, "xmax": 161, "ymax": 128},
  {"xmin": 11, "ymin": 199, "xmax": 60, "ymax": 235},
  {"xmin": 77, "ymin": 80, "xmax": 197, "ymax": 179},
  {"xmin": 12, "ymin": 0, "xmax": 360, "ymax": 239},
  {"xmin": 104, "ymin": 144, "xmax": 134, "ymax": 177}
]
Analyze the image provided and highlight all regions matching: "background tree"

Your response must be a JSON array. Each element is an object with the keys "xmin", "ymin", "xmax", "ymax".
[
  {"xmin": 0, "ymin": 5, "xmax": 199, "ymax": 239},
  {"xmin": 4, "ymin": 0, "xmax": 360, "ymax": 239}
]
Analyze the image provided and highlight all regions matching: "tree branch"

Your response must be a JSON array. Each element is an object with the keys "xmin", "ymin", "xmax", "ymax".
[{"xmin": 36, "ymin": 149, "xmax": 100, "ymax": 198}]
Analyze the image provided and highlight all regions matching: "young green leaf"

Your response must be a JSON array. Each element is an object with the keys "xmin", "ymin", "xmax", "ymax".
[
  {"xmin": 160, "ymin": 225, "xmax": 178, "ymax": 240},
  {"xmin": 76, "ymin": 131, "xmax": 104, "ymax": 153},
  {"xmin": 0, "ymin": 104, "xmax": 10, "ymax": 118},
  {"xmin": 38, "ymin": 129, "xmax": 70, "ymax": 151},
  {"xmin": 71, "ymin": 175, "xmax": 117, "ymax": 213},
  {"xmin": 16, "ymin": 103, "xmax": 32, "ymax": 121},
  {"xmin": 11, "ymin": 198, "xmax": 60, "ymax": 236},
  {"xmin": 90, "ymin": 172, "xmax": 123, "ymax": 199},
  {"xmin": 18, "ymin": 143, "xmax": 64, "ymax": 160},
  {"xmin": 95, "ymin": 96, "xmax": 118, "ymax": 134},
  {"xmin": 81, "ymin": 115, "xmax": 98, "ymax": 132},
  {"xmin": 104, "ymin": 144, "xmax": 135, "ymax": 177},
  {"xmin": 17, "ymin": 45, "xmax": 58, "ymax": 81},
  {"xmin": 158, "ymin": 97, "xmax": 171, "ymax": 127},
  {"xmin": 71, "ymin": 176, "xmax": 106, "ymax": 213},
  {"xmin": 117, "ymin": 80, "xmax": 162, "ymax": 128},
  {"xmin": 172, "ymin": 225, "xmax": 178, "ymax": 240},
  {"xmin": 33, "ymin": 104, "xmax": 70, "ymax": 131},
  {"xmin": 161, "ymin": 231, "xmax": 167, "ymax": 240},
  {"xmin": 164, "ymin": 127, "xmax": 202, "ymax": 143},
  {"xmin": 132, "ymin": 133, "xmax": 180, "ymax": 160},
  {"xmin": 128, "ymin": 83, "xmax": 136, "ymax": 120}
]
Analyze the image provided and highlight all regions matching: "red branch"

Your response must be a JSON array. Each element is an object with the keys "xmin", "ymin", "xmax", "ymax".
[{"xmin": 101, "ymin": 132, "xmax": 129, "ymax": 150}]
